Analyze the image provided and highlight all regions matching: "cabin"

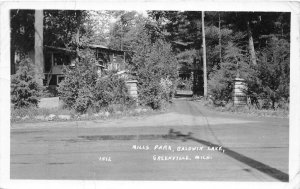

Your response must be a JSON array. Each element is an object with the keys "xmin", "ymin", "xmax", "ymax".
[
  {"xmin": 12, "ymin": 44, "xmax": 127, "ymax": 88},
  {"xmin": 43, "ymin": 44, "xmax": 126, "ymax": 87}
]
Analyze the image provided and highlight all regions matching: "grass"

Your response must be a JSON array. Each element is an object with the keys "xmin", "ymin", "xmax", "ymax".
[
  {"xmin": 11, "ymin": 106, "xmax": 76, "ymax": 122},
  {"xmin": 10, "ymin": 103, "xmax": 160, "ymax": 123},
  {"xmin": 198, "ymin": 100, "xmax": 289, "ymax": 118}
]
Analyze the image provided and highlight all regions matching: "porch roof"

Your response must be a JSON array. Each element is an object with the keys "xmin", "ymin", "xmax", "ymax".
[{"xmin": 44, "ymin": 45, "xmax": 76, "ymax": 53}]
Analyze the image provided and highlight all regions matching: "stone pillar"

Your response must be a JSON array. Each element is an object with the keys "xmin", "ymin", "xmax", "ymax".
[
  {"xmin": 125, "ymin": 80, "xmax": 138, "ymax": 104},
  {"xmin": 34, "ymin": 10, "xmax": 44, "ymax": 85},
  {"xmin": 233, "ymin": 77, "xmax": 247, "ymax": 106}
]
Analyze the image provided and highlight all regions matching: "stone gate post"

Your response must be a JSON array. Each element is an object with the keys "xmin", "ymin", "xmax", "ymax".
[
  {"xmin": 233, "ymin": 77, "xmax": 247, "ymax": 106},
  {"xmin": 125, "ymin": 80, "xmax": 138, "ymax": 104}
]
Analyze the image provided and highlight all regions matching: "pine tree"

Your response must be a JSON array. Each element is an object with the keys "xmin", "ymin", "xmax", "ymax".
[{"xmin": 11, "ymin": 58, "xmax": 43, "ymax": 108}]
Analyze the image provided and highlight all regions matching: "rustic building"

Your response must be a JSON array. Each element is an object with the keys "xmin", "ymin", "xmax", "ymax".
[{"xmin": 11, "ymin": 44, "xmax": 127, "ymax": 88}]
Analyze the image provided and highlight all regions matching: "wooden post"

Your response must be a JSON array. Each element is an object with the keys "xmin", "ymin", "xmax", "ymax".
[
  {"xmin": 202, "ymin": 11, "xmax": 208, "ymax": 99},
  {"xmin": 34, "ymin": 10, "xmax": 44, "ymax": 85}
]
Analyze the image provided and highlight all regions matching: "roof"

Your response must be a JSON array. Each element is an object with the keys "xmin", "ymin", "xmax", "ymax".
[
  {"xmin": 44, "ymin": 45, "xmax": 76, "ymax": 53},
  {"xmin": 88, "ymin": 44, "xmax": 125, "ymax": 53},
  {"xmin": 44, "ymin": 44, "xmax": 128, "ymax": 53},
  {"xmin": 88, "ymin": 44, "xmax": 109, "ymax": 49},
  {"xmin": 172, "ymin": 41, "xmax": 194, "ymax": 46}
]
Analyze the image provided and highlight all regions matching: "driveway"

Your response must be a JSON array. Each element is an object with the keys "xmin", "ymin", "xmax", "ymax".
[{"xmin": 11, "ymin": 97, "xmax": 289, "ymax": 181}]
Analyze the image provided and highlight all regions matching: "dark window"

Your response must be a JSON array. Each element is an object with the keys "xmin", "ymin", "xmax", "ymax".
[
  {"xmin": 44, "ymin": 53, "xmax": 52, "ymax": 72},
  {"xmin": 54, "ymin": 53, "xmax": 70, "ymax": 65}
]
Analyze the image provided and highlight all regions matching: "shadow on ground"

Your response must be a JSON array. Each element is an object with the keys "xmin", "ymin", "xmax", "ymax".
[{"xmin": 169, "ymin": 129, "xmax": 289, "ymax": 182}]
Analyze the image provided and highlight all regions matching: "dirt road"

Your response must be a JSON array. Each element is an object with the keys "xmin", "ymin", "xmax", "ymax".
[{"xmin": 11, "ymin": 98, "xmax": 289, "ymax": 181}]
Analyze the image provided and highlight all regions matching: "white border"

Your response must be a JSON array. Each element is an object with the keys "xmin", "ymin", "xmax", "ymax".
[{"xmin": 1, "ymin": 1, "xmax": 299, "ymax": 189}]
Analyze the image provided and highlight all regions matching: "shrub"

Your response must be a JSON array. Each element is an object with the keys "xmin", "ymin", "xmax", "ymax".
[
  {"xmin": 11, "ymin": 58, "xmax": 43, "ymax": 108},
  {"xmin": 93, "ymin": 73, "xmax": 133, "ymax": 111},
  {"xmin": 58, "ymin": 53, "xmax": 133, "ymax": 113},
  {"xmin": 160, "ymin": 77, "xmax": 174, "ymax": 102},
  {"xmin": 74, "ymin": 86, "xmax": 94, "ymax": 113},
  {"xmin": 139, "ymin": 81, "xmax": 163, "ymax": 109},
  {"xmin": 57, "ymin": 50, "xmax": 98, "ymax": 112}
]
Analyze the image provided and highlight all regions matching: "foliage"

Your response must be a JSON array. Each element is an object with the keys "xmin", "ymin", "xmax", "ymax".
[
  {"xmin": 177, "ymin": 77, "xmax": 193, "ymax": 91},
  {"xmin": 11, "ymin": 58, "xmax": 43, "ymax": 108},
  {"xmin": 93, "ymin": 73, "xmax": 134, "ymax": 111},
  {"xmin": 160, "ymin": 77, "xmax": 175, "ymax": 102},
  {"xmin": 10, "ymin": 10, "xmax": 35, "ymax": 53},
  {"xmin": 176, "ymin": 49, "xmax": 198, "ymax": 76},
  {"xmin": 58, "ymin": 50, "xmax": 133, "ymax": 113},
  {"xmin": 248, "ymin": 37, "xmax": 290, "ymax": 108},
  {"xmin": 86, "ymin": 10, "xmax": 114, "ymax": 45},
  {"xmin": 208, "ymin": 41, "xmax": 255, "ymax": 102},
  {"xmin": 108, "ymin": 11, "xmax": 147, "ymax": 51},
  {"xmin": 57, "ymin": 50, "xmax": 98, "ymax": 112},
  {"xmin": 130, "ymin": 25, "xmax": 178, "ymax": 109},
  {"xmin": 11, "ymin": 10, "xmax": 110, "ymax": 52},
  {"xmin": 208, "ymin": 36, "xmax": 289, "ymax": 109},
  {"xmin": 201, "ymin": 98, "xmax": 288, "ymax": 118},
  {"xmin": 10, "ymin": 10, "xmax": 291, "ymax": 113},
  {"xmin": 44, "ymin": 10, "xmax": 97, "ymax": 49},
  {"xmin": 108, "ymin": 14, "xmax": 179, "ymax": 109},
  {"xmin": 149, "ymin": 11, "xmax": 290, "ymax": 106}
]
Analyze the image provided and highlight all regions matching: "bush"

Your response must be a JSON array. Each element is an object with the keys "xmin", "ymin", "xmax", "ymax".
[
  {"xmin": 58, "ymin": 51, "xmax": 134, "ymax": 113},
  {"xmin": 57, "ymin": 50, "xmax": 98, "ymax": 113},
  {"xmin": 11, "ymin": 58, "xmax": 43, "ymax": 108},
  {"xmin": 74, "ymin": 86, "xmax": 94, "ymax": 113},
  {"xmin": 93, "ymin": 73, "xmax": 134, "ymax": 111},
  {"xmin": 139, "ymin": 81, "xmax": 163, "ymax": 109}
]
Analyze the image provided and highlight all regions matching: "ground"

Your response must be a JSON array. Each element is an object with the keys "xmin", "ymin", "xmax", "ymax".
[{"xmin": 10, "ymin": 96, "xmax": 289, "ymax": 181}]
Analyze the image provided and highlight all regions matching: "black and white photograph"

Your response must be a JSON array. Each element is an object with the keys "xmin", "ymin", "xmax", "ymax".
[{"xmin": 0, "ymin": 1, "xmax": 300, "ymax": 189}]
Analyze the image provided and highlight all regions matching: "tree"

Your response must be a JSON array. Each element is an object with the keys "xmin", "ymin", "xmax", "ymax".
[
  {"xmin": 44, "ymin": 10, "xmax": 90, "ymax": 50},
  {"xmin": 250, "ymin": 37, "xmax": 290, "ymax": 109},
  {"xmin": 86, "ymin": 10, "xmax": 113, "ymax": 45},
  {"xmin": 10, "ymin": 10, "xmax": 35, "ymax": 74},
  {"xmin": 108, "ymin": 11, "xmax": 146, "ymax": 51},
  {"xmin": 57, "ymin": 49, "xmax": 98, "ymax": 112},
  {"xmin": 208, "ymin": 41, "xmax": 255, "ymax": 102},
  {"xmin": 34, "ymin": 10, "xmax": 44, "ymax": 85},
  {"xmin": 125, "ymin": 20, "xmax": 178, "ymax": 109},
  {"xmin": 11, "ymin": 58, "xmax": 43, "ymax": 108}
]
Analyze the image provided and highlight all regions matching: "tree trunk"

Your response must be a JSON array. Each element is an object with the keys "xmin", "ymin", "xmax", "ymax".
[
  {"xmin": 247, "ymin": 20, "xmax": 257, "ymax": 65},
  {"xmin": 11, "ymin": 47, "xmax": 16, "ymax": 75},
  {"xmin": 202, "ymin": 11, "xmax": 208, "ymax": 99},
  {"xmin": 76, "ymin": 29, "xmax": 80, "ymax": 56},
  {"xmin": 75, "ymin": 11, "xmax": 81, "ymax": 62},
  {"xmin": 34, "ymin": 10, "xmax": 44, "ymax": 85},
  {"xmin": 219, "ymin": 13, "xmax": 222, "ymax": 64}
]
